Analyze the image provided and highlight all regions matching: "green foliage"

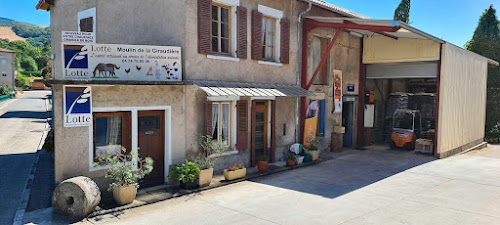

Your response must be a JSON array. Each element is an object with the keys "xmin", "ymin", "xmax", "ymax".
[
  {"xmin": 15, "ymin": 72, "xmax": 31, "ymax": 88},
  {"xmin": 168, "ymin": 161, "xmax": 201, "ymax": 183},
  {"xmin": 227, "ymin": 163, "xmax": 245, "ymax": 171},
  {"xmin": 0, "ymin": 17, "xmax": 18, "ymax": 26},
  {"xmin": 466, "ymin": 5, "xmax": 500, "ymax": 136},
  {"xmin": 283, "ymin": 151, "xmax": 296, "ymax": 161},
  {"xmin": 94, "ymin": 147, "xmax": 154, "ymax": 191},
  {"xmin": 0, "ymin": 86, "xmax": 10, "ymax": 96},
  {"xmin": 258, "ymin": 155, "xmax": 268, "ymax": 162},
  {"xmin": 393, "ymin": 0, "xmax": 411, "ymax": 23},
  {"xmin": 192, "ymin": 135, "xmax": 229, "ymax": 169},
  {"xmin": 306, "ymin": 130, "xmax": 320, "ymax": 150},
  {"xmin": 20, "ymin": 56, "xmax": 38, "ymax": 71}
]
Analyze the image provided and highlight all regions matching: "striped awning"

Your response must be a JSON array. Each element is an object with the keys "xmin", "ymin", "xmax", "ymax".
[{"xmin": 192, "ymin": 80, "xmax": 314, "ymax": 97}]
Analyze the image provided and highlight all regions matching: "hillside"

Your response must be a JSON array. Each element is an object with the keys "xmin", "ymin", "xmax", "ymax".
[
  {"xmin": 0, "ymin": 17, "xmax": 18, "ymax": 26},
  {"xmin": 0, "ymin": 26, "xmax": 26, "ymax": 41}
]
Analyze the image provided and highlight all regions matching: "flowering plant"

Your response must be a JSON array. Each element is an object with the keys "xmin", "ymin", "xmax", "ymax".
[{"xmin": 226, "ymin": 163, "xmax": 246, "ymax": 171}]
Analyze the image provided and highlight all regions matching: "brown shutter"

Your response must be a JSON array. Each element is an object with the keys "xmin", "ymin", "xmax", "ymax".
[
  {"xmin": 236, "ymin": 6, "xmax": 248, "ymax": 59},
  {"xmin": 236, "ymin": 100, "xmax": 249, "ymax": 150},
  {"xmin": 280, "ymin": 18, "xmax": 290, "ymax": 64},
  {"xmin": 251, "ymin": 100, "xmax": 257, "ymax": 166},
  {"xmin": 251, "ymin": 10, "xmax": 263, "ymax": 60},
  {"xmin": 270, "ymin": 101, "xmax": 276, "ymax": 162},
  {"xmin": 205, "ymin": 101, "xmax": 213, "ymax": 137},
  {"xmin": 198, "ymin": 0, "xmax": 212, "ymax": 54}
]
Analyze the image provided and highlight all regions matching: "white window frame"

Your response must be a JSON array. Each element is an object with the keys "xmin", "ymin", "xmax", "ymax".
[
  {"xmin": 78, "ymin": 7, "xmax": 96, "ymax": 40},
  {"xmin": 211, "ymin": 101, "xmax": 232, "ymax": 147},
  {"xmin": 258, "ymin": 5, "xmax": 283, "ymax": 64},
  {"xmin": 89, "ymin": 106, "xmax": 172, "ymax": 183},
  {"xmin": 1, "ymin": 60, "xmax": 6, "ymax": 66},
  {"xmin": 207, "ymin": 0, "xmax": 240, "ymax": 61}
]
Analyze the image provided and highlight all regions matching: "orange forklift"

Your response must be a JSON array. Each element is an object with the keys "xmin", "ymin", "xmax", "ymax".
[{"xmin": 390, "ymin": 109, "xmax": 422, "ymax": 150}]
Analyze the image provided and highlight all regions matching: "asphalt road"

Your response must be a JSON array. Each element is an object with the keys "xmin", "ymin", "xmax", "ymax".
[{"xmin": 0, "ymin": 91, "xmax": 51, "ymax": 225}]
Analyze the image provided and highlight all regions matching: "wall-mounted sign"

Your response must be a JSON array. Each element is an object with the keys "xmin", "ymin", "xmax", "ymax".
[
  {"xmin": 61, "ymin": 43, "xmax": 182, "ymax": 81},
  {"xmin": 64, "ymin": 86, "xmax": 92, "ymax": 127},
  {"xmin": 333, "ymin": 70, "xmax": 343, "ymax": 113},
  {"xmin": 62, "ymin": 31, "xmax": 95, "ymax": 43},
  {"xmin": 347, "ymin": 83, "xmax": 355, "ymax": 93},
  {"xmin": 364, "ymin": 104, "xmax": 375, "ymax": 128}
]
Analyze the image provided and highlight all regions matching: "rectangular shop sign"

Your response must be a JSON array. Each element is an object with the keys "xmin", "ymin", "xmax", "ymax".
[
  {"xmin": 63, "ymin": 85, "xmax": 92, "ymax": 127},
  {"xmin": 61, "ymin": 43, "xmax": 182, "ymax": 81},
  {"xmin": 333, "ymin": 70, "xmax": 343, "ymax": 113},
  {"xmin": 62, "ymin": 31, "xmax": 95, "ymax": 43},
  {"xmin": 347, "ymin": 83, "xmax": 355, "ymax": 93}
]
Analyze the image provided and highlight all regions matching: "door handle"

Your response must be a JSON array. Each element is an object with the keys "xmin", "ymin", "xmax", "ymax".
[{"xmin": 145, "ymin": 131, "xmax": 155, "ymax": 135}]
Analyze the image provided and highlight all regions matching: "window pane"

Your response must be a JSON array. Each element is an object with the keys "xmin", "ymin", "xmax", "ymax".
[
  {"xmin": 212, "ymin": 104, "xmax": 219, "ymax": 140},
  {"xmin": 212, "ymin": 37, "xmax": 219, "ymax": 52},
  {"xmin": 262, "ymin": 46, "xmax": 266, "ymax": 58},
  {"xmin": 262, "ymin": 18, "xmax": 266, "ymax": 34},
  {"xmin": 267, "ymin": 35, "xmax": 274, "ymax": 46},
  {"xmin": 267, "ymin": 47, "xmax": 274, "ymax": 59},
  {"xmin": 212, "ymin": 6, "xmax": 218, "ymax": 20},
  {"xmin": 138, "ymin": 116, "xmax": 160, "ymax": 132},
  {"xmin": 221, "ymin": 23, "xmax": 228, "ymax": 38},
  {"xmin": 221, "ymin": 104, "xmax": 230, "ymax": 145},
  {"xmin": 95, "ymin": 117, "xmax": 122, "ymax": 158},
  {"xmin": 221, "ymin": 38, "xmax": 229, "ymax": 53},
  {"xmin": 212, "ymin": 21, "xmax": 218, "ymax": 36},
  {"xmin": 267, "ymin": 20, "xmax": 274, "ymax": 32},
  {"xmin": 221, "ymin": 8, "xmax": 229, "ymax": 22}
]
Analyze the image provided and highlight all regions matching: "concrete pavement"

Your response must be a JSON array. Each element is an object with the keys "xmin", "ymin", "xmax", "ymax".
[
  {"xmin": 0, "ymin": 91, "xmax": 51, "ymax": 224},
  {"xmin": 53, "ymin": 145, "xmax": 500, "ymax": 225}
]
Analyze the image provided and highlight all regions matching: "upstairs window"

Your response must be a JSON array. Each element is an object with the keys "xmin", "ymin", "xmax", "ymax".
[
  {"xmin": 212, "ymin": 3, "xmax": 231, "ymax": 55},
  {"xmin": 262, "ymin": 17, "xmax": 276, "ymax": 61},
  {"xmin": 78, "ymin": 8, "xmax": 96, "ymax": 34},
  {"xmin": 1, "ymin": 60, "xmax": 6, "ymax": 66}
]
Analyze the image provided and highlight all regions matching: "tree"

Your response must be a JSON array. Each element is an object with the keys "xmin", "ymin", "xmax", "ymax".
[
  {"xmin": 393, "ymin": 0, "xmax": 411, "ymax": 23},
  {"xmin": 466, "ymin": 5, "xmax": 500, "ymax": 137}
]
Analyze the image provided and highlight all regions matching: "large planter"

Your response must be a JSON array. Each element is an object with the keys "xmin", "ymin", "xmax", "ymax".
[
  {"xmin": 258, "ymin": 161, "xmax": 269, "ymax": 173},
  {"xmin": 305, "ymin": 148, "xmax": 319, "ymax": 161},
  {"xmin": 112, "ymin": 185, "xmax": 137, "ymax": 206},
  {"xmin": 224, "ymin": 168, "xmax": 246, "ymax": 181},
  {"xmin": 180, "ymin": 179, "xmax": 199, "ymax": 189},
  {"xmin": 286, "ymin": 159, "xmax": 296, "ymax": 167},
  {"xmin": 198, "ymin": 168, "xmax": 214, "ymax": 187}
]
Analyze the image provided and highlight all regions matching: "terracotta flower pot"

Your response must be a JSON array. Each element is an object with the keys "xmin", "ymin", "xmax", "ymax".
[
  {"xmin": 258, "ymin": 161, "xmax": 269, "ymax": 173},
  {"xmin": 198, "ymin": 168, "xmax": 214, "ymax": 187},
  {"xmin": 286, "ymin": 159, "xmax": 296, "ymax": 167},
  {"xmin": 224, "ymin": 168, "xmax": 246, "ymax": 181},
  {"xmin": 112, "ymin": 185, "xmax": 137, "ymax": 206}
]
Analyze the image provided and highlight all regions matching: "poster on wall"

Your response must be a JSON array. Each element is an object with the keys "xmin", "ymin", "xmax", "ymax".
[
  {"xmin": 333, "ymin": 70, "xmax": 343, "ymax": 113},
  {"xmin": 61, "ymin": 43, "xmax": 182, "ymax": 81},
  {"xmin": 303, "ymin": 100, "xmax": 319, "ymax": 146},
  {"xmin": 64, "ymin": 86, "xmax": 92, "ymax": 127}
]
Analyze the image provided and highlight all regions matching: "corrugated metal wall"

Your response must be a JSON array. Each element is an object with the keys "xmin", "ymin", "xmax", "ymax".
[{"xmin": 437, "ymin": 43, "xmax": 488, "ymax": 155}]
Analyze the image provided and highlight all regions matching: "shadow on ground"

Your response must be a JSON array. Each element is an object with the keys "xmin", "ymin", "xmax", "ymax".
[
  {"xmin": 0, "ymin": 111, "xmax": 49, "ymax": 119},
  {"xmin": 249, "ymin": 146, "xmax": 435, "ymax": 199}
]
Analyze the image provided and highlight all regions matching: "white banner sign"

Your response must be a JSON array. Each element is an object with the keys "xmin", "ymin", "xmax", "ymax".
[
  {"xmin": 62, "ymin": 31, "xmax": 95, "ymax": 43},
  {"xmin": 63, "ymin": 86, "xmax": 92, "ymax": 127},
  {"xmin": 62, "ymin": 43, "xmax": 182, "ymax": 81},
  {"xmin": 333, "ymin": 70, "xmax": 343, "ymax": 113}
]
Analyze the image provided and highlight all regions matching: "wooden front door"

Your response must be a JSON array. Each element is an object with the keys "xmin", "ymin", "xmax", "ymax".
[
  {"xmin": 252, "ymin": 101, "xmax": 268, "ymax": 166},
  {"xmin": 138, "ymin": 110, "xmax": 165, "ymax": 188}
]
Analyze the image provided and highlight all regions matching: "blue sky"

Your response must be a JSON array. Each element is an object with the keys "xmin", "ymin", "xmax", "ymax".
[{"xmin": 1, "ymin": 0, "xmax": 499, "ymax": 47}]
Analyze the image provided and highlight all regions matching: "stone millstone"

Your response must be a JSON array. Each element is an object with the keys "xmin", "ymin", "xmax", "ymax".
[{"xmin": 52, "ymin": 176, "xmax": 101, "ymax": 218}]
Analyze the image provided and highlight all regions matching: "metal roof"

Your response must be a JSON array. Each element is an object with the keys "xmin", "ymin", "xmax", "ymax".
[
  {"xmin": 305, "ymin": 17, "xmax": 445, "ymax": 43},
  {"xmin": 192, "ymin": 80, "xmax": 315, "ymax": 97},
  {"xmin": 300, "ymin": 0, "xmax": 370, "ymax": 19}
]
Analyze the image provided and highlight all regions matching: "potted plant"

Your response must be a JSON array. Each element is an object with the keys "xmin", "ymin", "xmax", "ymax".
[
  {"xmin": 168, "ymin": 161, "xmax": 201, "ymax": 189},
  {"xmin": 304, "ymin": 131, "xmax": 321, "ymax": 161},
  {"xmin": 193, "ymin": 135, "xmax": 228, "ymax": 187},
  {"xmin": 94, "ymin": 147, "xmax": 153, "ymax": 206},
  {"xmin": 223, "ymin": 163, "xmax": 246, "ymax": 181},
  {"xmin": 284, "ymin": 151, "xmax": 296, "ymax": 167},
  {"xmin": 258, "ymin": 155, "xmax": 269, "ymax": 173}
]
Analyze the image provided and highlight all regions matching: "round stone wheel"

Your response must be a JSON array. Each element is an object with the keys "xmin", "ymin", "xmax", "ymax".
[{"xmin": 52, "ymin": 176, "xmax": 101, "ymax": 218}]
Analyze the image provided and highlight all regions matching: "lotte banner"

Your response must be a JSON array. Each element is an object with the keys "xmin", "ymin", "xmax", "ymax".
[{"xmin": 333, "ymin": 70, "xmax": 343, "ymax": 113}]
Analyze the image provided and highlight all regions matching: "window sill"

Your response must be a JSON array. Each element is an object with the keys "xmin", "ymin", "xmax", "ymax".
[
  {"xmin": 207, "ymin": 55, "xmax": 240, "ymax": 62},
  {"xmin": 208, "ymin": 150, "xmax": 239, "ymax": 158},
  {"xmin": 258, "ymin": 60, "xmax": 282, "ymax": 67}
]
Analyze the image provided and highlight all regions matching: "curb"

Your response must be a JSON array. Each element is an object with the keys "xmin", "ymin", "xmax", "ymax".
[{"xmin": 87, "ymin": 156, "xmax": 331, "ymax": 219}]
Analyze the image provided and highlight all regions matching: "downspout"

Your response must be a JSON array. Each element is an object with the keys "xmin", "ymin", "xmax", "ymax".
[{"xmin": 295, "ymin": 0, "xmax": 312, "ymax": 143}]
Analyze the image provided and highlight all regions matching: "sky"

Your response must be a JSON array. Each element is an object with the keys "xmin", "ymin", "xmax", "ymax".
[{"xmin": 0, "ymin": 0, "xmax": 499, "ymax": 47}]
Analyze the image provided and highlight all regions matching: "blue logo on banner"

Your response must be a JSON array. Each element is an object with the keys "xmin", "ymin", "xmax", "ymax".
[
  {"xmin": 65, "ymin": 87, "xmax": 91, "ymax": 114},
  {"xmin": 347, "ymin": 84, "xmax": 355, "ymax": 92},
  {"xmin": 64, "ymin": 45, "xmax": 88, "ymax": 69}
]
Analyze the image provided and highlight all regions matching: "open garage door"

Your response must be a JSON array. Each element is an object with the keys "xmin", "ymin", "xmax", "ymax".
[{"xmin": 366, "ymin": 62, "xmax": 439, "ymax": 79}]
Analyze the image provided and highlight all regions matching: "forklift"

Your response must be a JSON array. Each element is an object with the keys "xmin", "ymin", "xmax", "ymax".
[{"xmin": 390, "ymin": 109, "xmax": 422, "ymax": 150}]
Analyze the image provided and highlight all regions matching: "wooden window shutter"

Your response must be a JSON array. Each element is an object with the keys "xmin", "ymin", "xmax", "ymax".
[
  {"xmin": 198, "ymin": 0, "xmax": 212, "ymax": 54},
  {"xmin": 280, "ymin": 18, "xmax": 290, "ymax": 64},
  {"xmin": 236, "ymin": 100, "xmax": 249, "ymax": 150},
  {"xmin": 236, "ymin": 6, "xmax": 248, "ymax": 59},
  {"xmin": 251, "ymin": 10, "xmax": 263, "ymax": 60},
  {"xmin": 271, "ymin": 101, "xmax": 276, "ymax": 162},
  {"xmin": 205, "ymin": 101, "xmax": 213, "ymax": 137}
]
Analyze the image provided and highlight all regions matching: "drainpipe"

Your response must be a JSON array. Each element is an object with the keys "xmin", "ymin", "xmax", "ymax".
[{"xmin": 295, "ymin": 0, "xmax": 312, "ymax": 143}]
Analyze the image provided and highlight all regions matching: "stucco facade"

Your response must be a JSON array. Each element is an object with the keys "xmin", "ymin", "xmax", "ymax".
[{"xmin": 0, "ymin": 49, "xmax": 16, "ymax": 89}]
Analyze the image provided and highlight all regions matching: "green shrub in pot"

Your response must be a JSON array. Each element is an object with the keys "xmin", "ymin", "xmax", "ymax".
[
  {"xmin": 168, "ymin": 161, "xmax": 201, "ymax": 189},
  {"xmin": 192, "ymin": 135, "xmax": 228, "ymax": 187}
]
